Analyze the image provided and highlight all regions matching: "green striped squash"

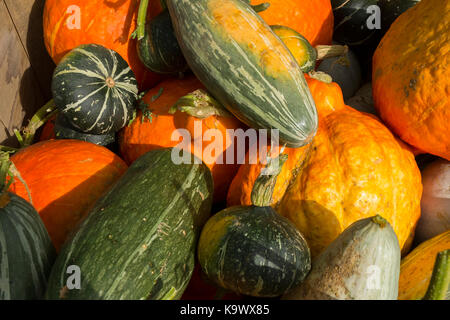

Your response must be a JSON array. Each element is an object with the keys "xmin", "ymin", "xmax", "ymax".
[
  {"xmin": 0, "ymin": 192, "xmax": 56, "ymax": 300},
  {"xmin": 166, "ymin": 0, "xmax": 318, "ymax": 148},
  {"xmin": 52, "ymin": 44, "xmax": 139, "ymax": 135},
  {"xmin": 45, "ymin": 148, "xmax": 213, "ymax": 300},
  {"xmin": 198, "ymin": 205, "xmax": 311, "ymax": 297}
]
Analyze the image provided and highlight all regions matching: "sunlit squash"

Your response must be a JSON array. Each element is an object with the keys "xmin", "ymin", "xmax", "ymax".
[
  {"xmin": 228, "ymin": 77, "xmax": 423, "ymax": 257},
  {"xmin": 372, "ymin": 0, "xmax": 450, "ymax": 160},
  {"xmin": 9, "ymin": 140, "xmax": 127, "ymax": 252}
]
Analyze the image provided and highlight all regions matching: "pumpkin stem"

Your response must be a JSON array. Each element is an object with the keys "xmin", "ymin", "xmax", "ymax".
[
  {"xmin": 251, "ymin": 153, "xmax": 288, "ymax": 207},
  {"xmin": 423, "ymin": 250, "xmax": 450, "ymax": 300},
  {"xmin": 132, "ymin": 0, "xmax": 150, "ymax": 40},
  {"xmin": 169, "ymin": 89, "xmax": 231, "ymax": 119},
  {"xmin": 21, "ymin": 99, "xmax": 59, "ymax": 147},
  {"xmin": 371, "ymin": 215, "xmax": 388, "ymax": 228},
  {"xmin": 0, "ymin": 152, "xmax": 12, "ymax": 194},
  {"xmin": 315, "ymin": 45, "xmax": 348, "ymax": 61}
]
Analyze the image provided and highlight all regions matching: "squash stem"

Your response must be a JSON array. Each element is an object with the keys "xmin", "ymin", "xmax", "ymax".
[
  {"xmin": 315, "ymin": 45, "xmax": 348, "ymax": 61},
  {"xmin": 134, "ymin": 0, "xmax": 150, "ymax": 40},
  {"xmin": 423, "ymin": 250, "xmax": 450, "ymax": 300},
  {"xmin": 0, "ymin": 152, "xmax": 11, "ymax": 193},
  {"xmin": 251, "ymin": 153, "xmax": 288, "ymax": 207},
  {"xmin": 169, "ymin": 89, "xmax": 231, "ymax": 119},
  {"xmin": 21, "ymin": 99, "xmax": 58, "ymax": 147}
]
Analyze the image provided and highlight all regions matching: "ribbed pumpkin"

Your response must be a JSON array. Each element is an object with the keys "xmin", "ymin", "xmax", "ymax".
[
  {"xmin": 228, "ymin": 77, "xmax": 423, "ymax": 257},
  {"xmin": 118, "ymin": 75, "xmax": 245, "ymax": 203},
  {"xmin": 251, "ymin": 0, "xmax": 334, "ymax": 46},
  {"xmin": 372, "ymin": 0, "xmax": 450, "ymax": 160},
  {"xmin": 43, "ymin": 0, "xmax": 165, "ymax": 89},
  {"xmin": 9, "ymin": 140, "xmax": 128, "ymax": 252},
  {"xmin": 398, "ymin": 230, "xmax": 450, "ymax": 300}
]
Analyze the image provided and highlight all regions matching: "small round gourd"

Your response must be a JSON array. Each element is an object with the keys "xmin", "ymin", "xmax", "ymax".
[{"xmin": 52, "ymin": 44, "xmax": 139, "ymax": 135}]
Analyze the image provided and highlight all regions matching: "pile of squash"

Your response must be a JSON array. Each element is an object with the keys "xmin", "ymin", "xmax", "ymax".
[{"xmin": 0, "ymin": 0, "xmax": 448, "ymax": 301}]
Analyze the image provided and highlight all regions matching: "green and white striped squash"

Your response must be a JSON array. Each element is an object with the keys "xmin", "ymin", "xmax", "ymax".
[
  {"xmin": 52, "ymin": 44, "xmax": 139, "ymax": 135},
  {"xmin": 45, "ymin": 148, "xmax": 214, "ymax": 300},
  {"xmin": 166, "ymin": 0, "xmax": 318, "ymax": 148},
  {"xmin": 283, "ymin": 215, "xmax": 401, "ymax": 300},
  {"xmin": 0, "ymin": 192, "xmax": 56, "ymax": 300}
]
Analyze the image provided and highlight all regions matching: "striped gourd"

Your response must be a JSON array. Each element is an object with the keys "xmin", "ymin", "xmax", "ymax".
[
  {"xmin": 166, "ymin": 0, "xmax": 318, "ymax": 148},
  {"xmin": 0, "ymin": 193, "xmax": 56, "ymax": 300},
  {"xmin": 52, "ymin": 44, "xmax": 139, "ymax": 135},
  {"xmin": 45, "ymin": 148, "xmax": 213, "ymax": 300}
]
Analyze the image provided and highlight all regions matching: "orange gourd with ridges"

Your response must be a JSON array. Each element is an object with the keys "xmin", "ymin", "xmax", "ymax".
[{"xmin": 228, "ymin": 77, "xmax": 422, "ymax": 257}]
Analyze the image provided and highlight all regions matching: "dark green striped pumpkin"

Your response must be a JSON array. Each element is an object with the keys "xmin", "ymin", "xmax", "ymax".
[
  {"xmin": 0, "ymin": 192, "xmax": 56, "ymax": 300},
  {"xmin": 198, "ymin": 205, "xmax": 311, "ymax": 297},
  {"xmin": 46, "ymin": 148, "xmax": 213, "ymax": 300},
  {"xmin": 52, "ymin": 44, "xmax": 139, "ymax": 135},
  {"xmin": 166, "ymin": 0, "xmax": 318, "ymax": 148}
]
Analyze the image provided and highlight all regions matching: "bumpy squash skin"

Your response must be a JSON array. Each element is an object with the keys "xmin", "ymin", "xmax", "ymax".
[
  {"xmin": 46, "ymin": 148, "xmax": 213, "ymax": 300},
  {"xmin": 228, "ymin": 77, "xmax": 423, "ymax": 258},
  {"xmin": 283, "ymin": 216, "xmax": 401, "ymax": 300},
  {"xmin": 9, "ymin": 140, "xmax": 128, "ymax": 252},
  {"xmin": 137, "ymin": 10, "xmax": 187, "ymax": 74},
  {"xmin": 372, "ymin": 0, "xmax": 450, "ymax": 160},
  {"xmin": 0, "ymin": 193, "xmax": 56, "ymax": 300},
  {"xmin": 118, "ymin": 75, "xmax": 245, "ymax": 203},
  {"xmin": 52, "ymin": 44, "xmax": 139, "ymax": 135},
  {"xmin": 198, "ymin": 205, "xmax": 311, "ymax": 297},
  {"xmin": 398, "ymin": 230, "xmax": 450, "ymax": 300},
  {"xmin": 43, "ymin": 0, "xmax": 165, "ymax": 89},
  {"xmin": 166, "ymin": 0, "xmax": 318, "ymax": 148},
  {"xmin": 251, "ymin": 0, "xmax": 333, "ymax": 46}
]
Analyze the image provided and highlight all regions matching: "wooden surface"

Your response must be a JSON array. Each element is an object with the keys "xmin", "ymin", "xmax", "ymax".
[{"xmin": 0, "ymin": 0, "xmax": 55, "ymax": 147}]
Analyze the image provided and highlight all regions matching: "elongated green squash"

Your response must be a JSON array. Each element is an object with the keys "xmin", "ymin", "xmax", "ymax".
[
  {"xmin": 166, "ymin": 0, "xmax": 318, "ymax": 148},
  {"xmin": 45, "ymin": 148, "xmax": 213, "ymax": 300}
]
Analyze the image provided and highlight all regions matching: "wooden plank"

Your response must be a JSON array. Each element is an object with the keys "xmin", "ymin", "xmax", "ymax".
[
  {"xmin": 0, "ymin": 0, "xmax": 45, "ymax": 146},
  {"xmin": 4, "ymin": 0, "xmax": 55, "ymax": 101}
]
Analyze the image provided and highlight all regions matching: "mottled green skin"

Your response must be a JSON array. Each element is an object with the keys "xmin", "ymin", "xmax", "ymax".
[
  {"xmin": 137, "ymin": 10, "xmax": 187, "ymax": 74},
  {"xmin": 167, "ymin": 0, "xmax": 318, "ymax": 148},
  {"xmin": 45, "ymin": 148, "xmax": 213, "ymax": 300},
  {"xmin": 198, "ymin": 206, "xmax": 311, "ymax": 297},
  {"xmin": 0, "ymin": 193, "xmax": 56, "ymax": 300},
  {"xmin": 54, "ymin": 113, "xmax": 115, "ymax": 147},
  {"xmin": 52, "ymin": 44, "xmax": 138, "ymax": 135}
]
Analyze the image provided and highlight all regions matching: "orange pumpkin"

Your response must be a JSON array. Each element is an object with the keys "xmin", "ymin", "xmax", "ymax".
[
  {"xmin": 251, "ymin": 0, "xmax": 334, "ymax": 46},
  {"xmin": 228, "ymin": 77, "xmax": 423, "ymax": 257},
  {"xmin": 43, "ymin": 0, "xmax": 165, "ymax": 90},
  {"xmin": 9, "ymin": 140, "xmax": 127, "ymax": 252},
  {"xmin": 118, "ymin": 75, "xmax": 246, "ymax": 203},
  {"xmin": 398, "ymin": 230, "xmax": 450, "ymax": 300},
  {"xmin": 372, "ymin": 0, "xmax": 450, "ymax": 160}
]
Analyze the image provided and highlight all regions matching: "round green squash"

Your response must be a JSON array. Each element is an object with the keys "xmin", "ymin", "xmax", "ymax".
[
  {"xmin": 0, "ymin": 191, "xmax": 56, "ymax": 300},
  {"xmin": 198, "ymin": 205, "xmax": 311, "ymax": 297},
  {"xmin": 52, "ymin": 44, "xmax": 139, "ymax": 135}
]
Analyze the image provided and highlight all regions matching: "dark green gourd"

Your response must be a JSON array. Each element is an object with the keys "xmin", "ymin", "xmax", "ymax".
[
  {"xmin": 45, "ymin": 148, "xmax": 213, "ymax": 300},
  {"xmin": 198, "ymin": 155, "xmax": 311, "ymax": 297},
  {"xmin": 52, "ymin": 44, "xmax": 139, "ymax": 135}
]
